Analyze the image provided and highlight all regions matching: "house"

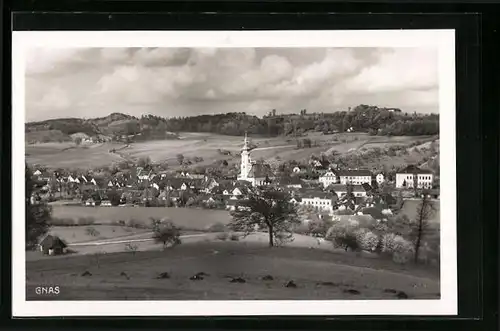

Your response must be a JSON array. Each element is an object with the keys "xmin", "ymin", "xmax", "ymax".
[
  {"xmin": 137, "ymin": 168, "xmax": 152, "ymax": 181},
  {"xmin": 376, "ymin": 173, "xmax": 385, "ymax": 185},
  {"xmin": 165, "ymin": 178, "xmax": 186, "ymax": 191},
  {"xmin": 337, "ymin": 169, "xmax": 372, "ymax": 185},
  {"xmin": 101, "ymin": 200, "xmax": 112, "ymax": 207},
  {"xmin": 38, "ymin": 235, "xmax": 67, "ymax": 255},
  {"xmin": 289, "ymin": 196, "xmax": 302, "ymax": 204},
  {"xmin": 33, "ymin": 169, "xmax": 42, "ymax": 176},
  {"xmin": 225, "ymin": 198, "xmax": 250, "ymax": 211},
  {"xmin": 360, "ymin": 207, "xmax": 386, "ymax": 220},
  {"xmin": 395, "ymin": 165, "xmax": 434, "ymax": 189},
  {"xmin": 279, "ymin": 176, "xmax": 303, "ymax": 189},
  {"xmin": 292, "ymin": 166, "xmax": 302, "ymax": 173},
  {"xmin": 232, "ymin": 186, "xmax": 250, "ymax": 196},
  {"xmin": 310, "ymin": 160, "xmax": 330, "ymax": 174},
  {"xmin": 325, "ymin": 184, "xmax": 370, "ymax": 198},
  {"xmin": 319, "ymin": 170, "xmax": 338, "ymax": 188},
  {"xmin": 84, "ymin": 197, "xmax": 97, "ymax": 206},
  {"xmin": 201, "ymin": 177, "xmax": 219, "ymax": 193},
  {"xmin": 300, "ymin": 191, "xmax": 338, "ymax": 212},
  {"xmin": 424, "ymin": 189, "xmax": 440, "ymax": 199}
]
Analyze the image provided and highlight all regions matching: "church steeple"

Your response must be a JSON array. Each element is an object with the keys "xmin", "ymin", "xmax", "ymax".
[
  {"xmin": 242, "ymin": 131, "xmax": 249, "ymax": 152},
  {"xmin": 238, "ymin": 132, "xmax": 251, "ymax": 182}
]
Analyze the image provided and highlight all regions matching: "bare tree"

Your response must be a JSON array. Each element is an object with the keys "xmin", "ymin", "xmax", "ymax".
[{"xmin": 411, "ymin": 192, "xmax": 436, "ymax": 263}]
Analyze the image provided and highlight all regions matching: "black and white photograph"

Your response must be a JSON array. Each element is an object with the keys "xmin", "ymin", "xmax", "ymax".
[{"xmin": 12, "ymin": 30, "xmax": 456, "ymax": 316}]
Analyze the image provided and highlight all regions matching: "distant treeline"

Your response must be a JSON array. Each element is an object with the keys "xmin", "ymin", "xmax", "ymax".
[
  {"xmin": 163, "ymin": 105, "xmax": 439, "ymax": 137},
  {"xmin": 25, "ymin": 105, "xmax": 439, "ymax": 143}
]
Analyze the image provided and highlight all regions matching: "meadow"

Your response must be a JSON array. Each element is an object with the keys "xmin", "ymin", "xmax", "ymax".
[
  {"xmin": 51, "ymin": 205, "xmax": 231, "ymax": 229},
  {"xmin": 26, "ymin": 240, "xmax": 440, "ymax": 301},
  {"xmin": 25, "ymin": 132, "xmax": 433, "ymax": 169}
]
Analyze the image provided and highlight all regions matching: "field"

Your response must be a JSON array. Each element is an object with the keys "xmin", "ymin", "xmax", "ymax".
[
  {"xmin": 26, "ymin": 240, "xmax": 440, "ymax": 301},
  {"xmin": 51, "ymin": 206, "xmax": 232, "ymax": 230},
  {"xmin": 26, "ymin": 142, "xmax": 123, "ymax": 168},
  {"xmin": 25, "ymin": 132, "xmax": 433, "ymax": 169},
  {"xmin": 48, "ymin": 225, "xmax": 151, "ymax": 244}
]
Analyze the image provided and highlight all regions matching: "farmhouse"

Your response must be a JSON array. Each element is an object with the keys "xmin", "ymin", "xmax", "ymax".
[
  {"xmin": 337, "ymin": 169, "xmax": 372, "ymax": 185},
  {"xmin": 278, "ymin": 176, "xmax": 303, "ymax": 189},
  {"xmin": 39, "ymin": 235, "xmax": 67, "ymax": 255},
  {"xmin": 300, "ymin": 191, "xmax": 338, "ymax": 212},
  {"xmin": 326, "ymin": 184, "xmax": 370, "ymax": 198},
  {"xmin": 395, "ymin": 165, "xmax": 434, "ymax": 189},
  {"xmin": 319, "ymin": 170, "xmax": 338, "ymax": 188}
]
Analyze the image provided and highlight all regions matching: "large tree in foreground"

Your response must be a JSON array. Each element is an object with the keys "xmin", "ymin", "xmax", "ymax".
[
  {"xmin": 228, "ymin": 187, "xmax": 300, "ymax": 247},
  {"xmin": 25, "ymin": 164, "xmax": 52, "ymax": 249}
]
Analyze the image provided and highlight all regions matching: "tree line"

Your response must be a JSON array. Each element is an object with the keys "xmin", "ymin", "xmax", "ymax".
[{"xmin": 26, "ymin": 105, "xmax": 439, "ymax": 143}]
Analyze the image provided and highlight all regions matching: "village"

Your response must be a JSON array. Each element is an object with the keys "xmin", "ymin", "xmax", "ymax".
[{"xmin": 30, "ymin": 133, "xmax": 439, "ymax": 221}]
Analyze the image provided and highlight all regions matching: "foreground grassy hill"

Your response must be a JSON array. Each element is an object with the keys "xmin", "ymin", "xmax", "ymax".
[{"xmin": 26, "ymin": 240, "xmax": 439, "ymax": 301}]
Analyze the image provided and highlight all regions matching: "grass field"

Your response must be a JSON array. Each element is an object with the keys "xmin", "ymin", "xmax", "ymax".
[
  {"xmin": 25, "ymin": 132, "xmax": 433, "ymax": 169},
  {"xmin": 48, "ymin": 225, "xmax": 151, "ymax": 244},
  {"xmin": 51, "ymin": 206, "xmax": 232, "ymax": 230},
  {"xmin": 26, "ymin": 240, "xmax": 440, "ymax": 301}
]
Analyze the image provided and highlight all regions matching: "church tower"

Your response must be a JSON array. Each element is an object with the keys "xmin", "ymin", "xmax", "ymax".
[{"xmin": 238, "ymin": 132, "xmax": 252, "ymax": 181}]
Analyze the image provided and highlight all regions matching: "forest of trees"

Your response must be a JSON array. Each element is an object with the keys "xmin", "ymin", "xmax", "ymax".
[
  {"xmin": 25, "ymin": 105, "xmax": 439, "ymax": 142},
  {"xmin": 165, "ymin": 106, "xmax": 438, "ymax": 137}
]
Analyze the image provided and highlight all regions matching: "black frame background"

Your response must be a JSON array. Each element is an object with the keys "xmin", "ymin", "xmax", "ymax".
[{"xmin": 1, "ymin": 2, "xmax": 498, "ymax": 331}]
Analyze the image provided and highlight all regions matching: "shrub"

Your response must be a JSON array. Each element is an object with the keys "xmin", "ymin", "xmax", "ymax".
[
  {"xmin": 307, "ymin": 219, "xmax": 332, "ymax": 237},
  {"xmin": 355, "ymin": 229, "xmax": 379, "ymax": 252},
  {"xmin": 207, "ymin": 222, "xmax": 227, "ymax": 233},
  {"xmin": 381, "ymin": 233, "xmax": 414, "ymax": 264},
  {"xmin": 326, "ymin": 222, "xmax": 361, "ymax": 252},
  {"xmin": 216, "ymin": 232, "xmax": 229, "ymax": 241},
  {"xmin": 152, "ymin": 219, "xmax": 181, "ymax": 248},
  {"xmin": 85, "ymin": 227, "xmax": 100, "ymax": 237},
  {"xmin": 127, "ymin": 218, "xmax": 144, "ymax": 229},
  {"xmin": 229, "ymin": 233, "xmax": 240, "ymax": 241},
  {"xmin": 125, "ymin": 243, "xmax": 138, "ymax": 255}
]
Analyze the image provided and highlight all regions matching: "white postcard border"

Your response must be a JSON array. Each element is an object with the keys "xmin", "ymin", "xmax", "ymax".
[{"xmin": 12, "ymin": 29, "xmax": 456, "ymax": 317}]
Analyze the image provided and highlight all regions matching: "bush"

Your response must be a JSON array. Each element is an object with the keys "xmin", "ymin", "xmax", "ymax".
[
  {"xmin": 127, "ymin": 218, "xmax": 144, "ymax": 229},
  {"xmin": 152, "ymin": 219, "xmax": 181, "ymax": 248},
  {"xmin": 207, "ymin": 222, "xmax": 227, "ymax": 232},
  {"xmin": 326, "ymin": 222, "xmax": 361, "ymax": 252},
  {"xmin": 125, "ymin": 243, "xmax": 138, "ymax": 255},
  {"xmin": 355, "ymin": 229, "xmax": 379, "ymax": 252},
  {"xmin": 229, "ymin": 233, "xmax": 240, "ymax": 241},
  {"xmin": 306, "ymin": 219, "xmax": 332, "ymax": 237},
  {"xmin": 216, "ymin": 232, "xmax": 229, "ymax": 241},
  {"xmin": 85, "ymin": 227, "xmax": 100, "ymax": 237},
  {"xmin": 381, "ymin": 233, "xmax": 414, "ymax": 264}
]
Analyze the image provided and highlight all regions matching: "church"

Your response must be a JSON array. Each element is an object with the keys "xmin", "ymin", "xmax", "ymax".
[{"xmin": 237, "ymin": 133, "xmax": 275, "ymax": 187}]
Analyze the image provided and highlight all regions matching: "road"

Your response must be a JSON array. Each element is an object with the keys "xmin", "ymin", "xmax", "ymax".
[{"xmin": 68, "ymin": 233, "xmax": 209, "ymax": 247}]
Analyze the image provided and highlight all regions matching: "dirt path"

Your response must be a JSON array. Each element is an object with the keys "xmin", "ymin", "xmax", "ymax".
[{"xmin": 69, "ymin": 233, "xmax": 208, "ymax": 247}]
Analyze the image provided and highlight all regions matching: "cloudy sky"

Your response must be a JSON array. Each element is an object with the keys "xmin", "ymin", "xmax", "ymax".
[{"xmin": 25, "ymin": 47, "xmax": 438, "ymax": 122}]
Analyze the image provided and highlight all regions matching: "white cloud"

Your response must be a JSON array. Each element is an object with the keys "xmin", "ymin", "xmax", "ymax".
[
  {"xmin": 25, "ymin": 47, "xmax": 439, "ymax": 121},
  {"xmin": 343, "ymin": 48, "xmax": 438, "ymax": 93}
]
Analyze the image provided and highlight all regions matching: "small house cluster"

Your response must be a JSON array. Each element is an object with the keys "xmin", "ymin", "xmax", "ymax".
[{"xmin": 30, "ymin": 136, "xmax": 438, "ymax": 215}]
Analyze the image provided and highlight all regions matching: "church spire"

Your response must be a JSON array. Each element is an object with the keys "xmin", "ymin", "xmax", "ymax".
[{"xmin": 243, "ymin": 131, "xmax": 249, "ymax": 151}]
